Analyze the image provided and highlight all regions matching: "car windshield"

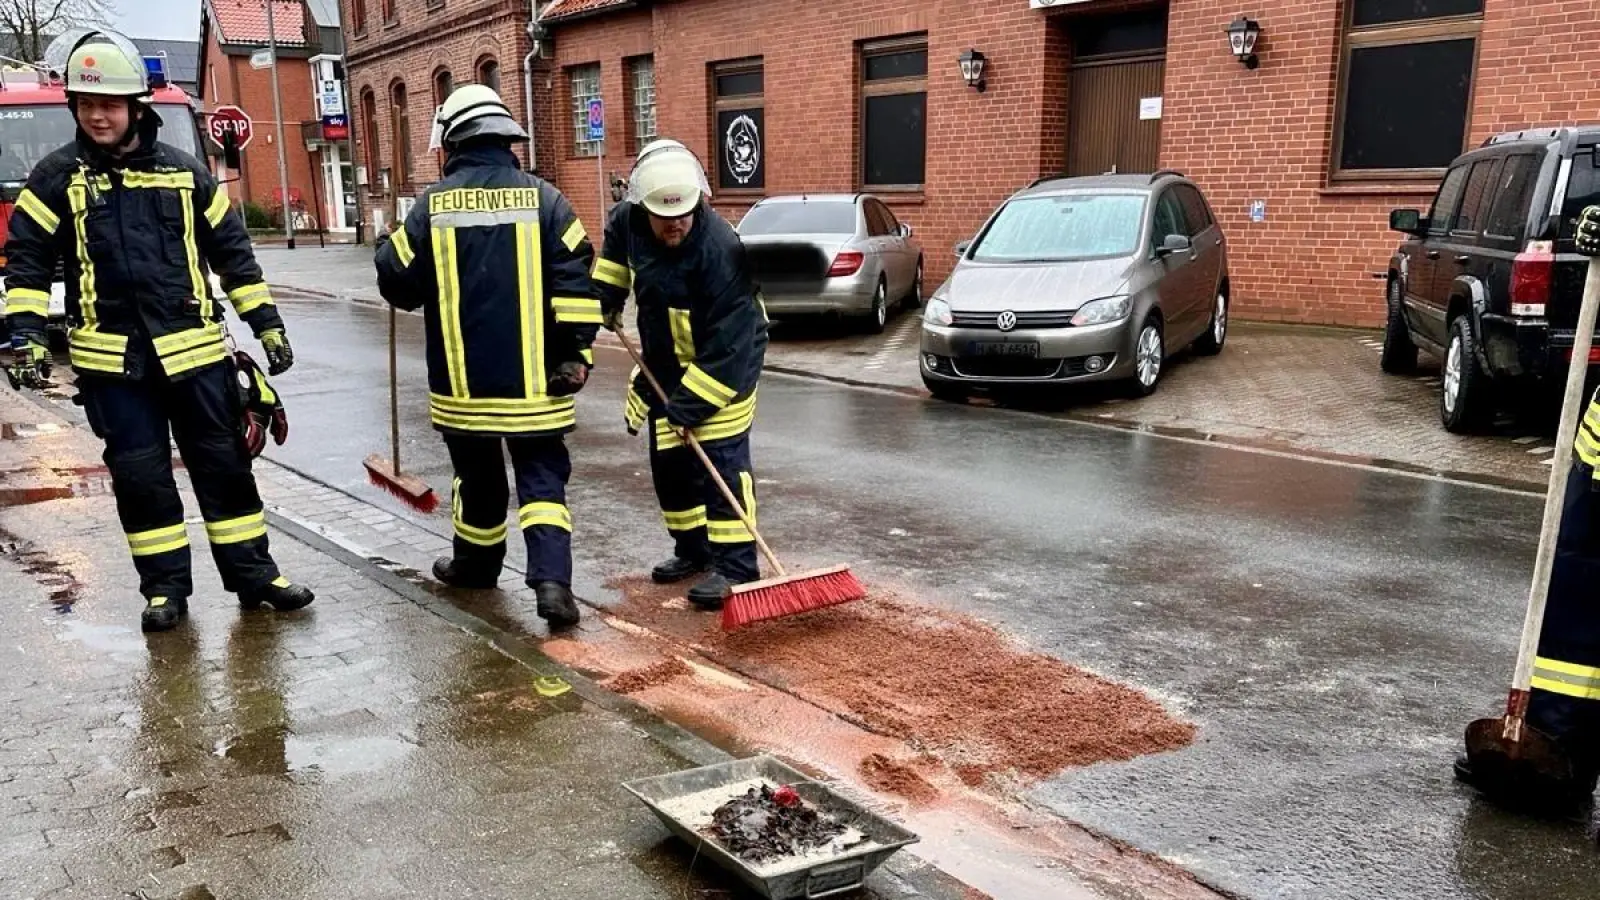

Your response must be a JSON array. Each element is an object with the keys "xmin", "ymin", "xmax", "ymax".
[
  {"xmin": 738, "ymin": 200, "xmax": 857, "ymax": 235},
  {"xmin": 0, "ymin": 103, "xmax": 200, "ymax": 185},
  {"xmin": 970, "ymin": 193, "xmax": 1146, "ymax": 262}
]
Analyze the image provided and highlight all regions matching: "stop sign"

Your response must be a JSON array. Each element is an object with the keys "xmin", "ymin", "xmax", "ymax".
[{"xmin": 208, "ymin": 105, "xmax": 254, "ymax": 151}]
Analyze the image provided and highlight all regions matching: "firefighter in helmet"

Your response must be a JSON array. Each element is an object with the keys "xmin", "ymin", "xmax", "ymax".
[
  {"xmin": 374, "ymin": 84, "xmax": 599, "ymax": 630},
  {"xmin": 593, "ymin": 139, "xmax": 769, "ymax": 609},
  {"xmin": 1, "ymin": 29, "xmax": 312, "ymax": 632}
]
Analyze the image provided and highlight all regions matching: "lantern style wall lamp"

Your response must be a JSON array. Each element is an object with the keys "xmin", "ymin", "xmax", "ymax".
[
  {"xmin": 959, "ymin": 49, "xmax": 987, "ymax": 93},
  {"xmin": 1226, "ymin": 17, "xmax": 1261, "ymax": 70}
]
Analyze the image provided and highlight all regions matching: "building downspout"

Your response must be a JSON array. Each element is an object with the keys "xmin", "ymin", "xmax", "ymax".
[{"xmin": 523, "ymin": 0, "xmax": 546, "ymax": 174}]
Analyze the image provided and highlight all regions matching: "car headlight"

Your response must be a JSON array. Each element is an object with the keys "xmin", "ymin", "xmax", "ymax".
[
  {"xmin": 924, "ymin": 296, "xmax": 953, "ymax": 327},
  {"xmin": 1070, "ymin": 295, "xmax": 1132, "ymax": 327}
]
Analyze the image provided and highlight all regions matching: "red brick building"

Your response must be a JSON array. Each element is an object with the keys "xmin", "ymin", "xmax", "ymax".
[{"xmin": 529, "ymin": 0, "xmax": 1600, "ymax": 327}]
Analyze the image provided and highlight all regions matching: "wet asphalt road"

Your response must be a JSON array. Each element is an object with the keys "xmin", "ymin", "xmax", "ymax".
[{"xmin": 246, "ymin": 295, "xmax": 1599, "ymax": 900}]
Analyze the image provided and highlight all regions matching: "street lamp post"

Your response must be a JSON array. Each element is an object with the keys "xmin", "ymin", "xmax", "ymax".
[{"xmin": 265, "ymin": 0, "xmax": 296, "ymax": 249}]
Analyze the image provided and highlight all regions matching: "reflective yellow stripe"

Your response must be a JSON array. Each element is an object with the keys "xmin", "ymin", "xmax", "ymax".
[
  {"xmin": 560, "ymin": 218, "xmax": 587, "ymax": 251},
  {"xmin": 552, "ymin": 296, "xmax": 603, "ymax": 324},
  {"xmin": 654, "ymin": 392, "xmax": 757, "ymax": 448},
  {"xmin": 391, "ymin": 227, "xmax": 415, "ymax": 267},
  {"xmin": 669, "ymin": 308, "xmax": 694, "ymax": 366},
  {"xmin": 203, "ymin": 189, "xmax": 231, "ymax": 228},
  {"xmin": 228, "ymin": 283, "xmax": 274, "ymax": 315},
  {"xmin": 15, "ymin": 189, "xmax": 59, "ymax": 234},
  {"xmin": 127, "ymin": 523, "xmax": 189, "ymax": 556},
  {"xmin": 179, "ymin": 187, "xmax": 209, "ymax": 317},
  {"xmin": 121, "ymin": 171, "xmax": 196, "ymax": 190},
  {"xmin": 68, "ymin": 326, "xmax": 128, "ymax": 374},
  {"xmin": 153, "ymin": 324, "xmax": 225, "ymax": 357},
  {"xmin": 68, "ymin": 327, "xmax": 127, "ymax": 351},
  {"xmin": 429, "ymin": 393, "xmax": 577, "ymax": 433},
  {"xmin": 580, "ymin": 348, "xmax": 594, "ymax": 365},
  {"xmin": 708, "ymin": 519, "xmax": 754, "ymax": 544},
  {"xmin": 161, "ymin": 343, "xmax": 229, "ymax": 376},
  {"xmin": 434, "ymin": 227, "xmax": 469, "ymax": 397},
  {"xmin": 625, "ymin": 383, "xmax": 649, "ymax": 433},
  {"xmin": 5, "ymin": 287, "xmax": 49, "ymax": 317},
  {"xmin": 452, "ymin": 478, "xmax": 509, "ymax": 546},
  {"xmin": 740, "ymin": 471, "xmax": 757, "ymax": 524},
  {"xmin": 515, "ymin": 220, "xmax": 545, "ymax": 399},
  {"xmin": 204, "ymin": 512, "xmax": 267, "ymax": 545},
  {"xmin": 681, "ymin": 364, "xmax": 736, "ymax": 409},
  {"xmin": 518, "ymin": 501, "xmax": 573, "ymax": 532},
  {"xmin": 67, "ymin": 185, "xmax": 97, "ymax": 327},
  {"xmin": 662, "ymin": 506, "xmax": 707, "ymax": 532},
  {"xmin": 593, "ymin": 256, "xmax": 631, "ymax": 289}
]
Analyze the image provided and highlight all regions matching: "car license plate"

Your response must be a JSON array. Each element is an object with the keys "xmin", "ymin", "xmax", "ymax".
[{"xmin": 970, "ymin": 341, "xmax": 1040, "ymax": 357}]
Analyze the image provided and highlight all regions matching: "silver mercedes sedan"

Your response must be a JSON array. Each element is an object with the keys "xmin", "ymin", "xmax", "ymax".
[{"xmin": 737, "ymin": 193, "xmax": 924, "ymax": 334}]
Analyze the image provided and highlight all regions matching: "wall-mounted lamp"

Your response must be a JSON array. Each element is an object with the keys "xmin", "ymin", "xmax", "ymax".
[
  {"xmin": 1225, "ymin": 17, "xmax": 1261, "ymax": 70},
  {"xmin": 958, "ymin": 49, "xmax": 987, "ymax": 93}
]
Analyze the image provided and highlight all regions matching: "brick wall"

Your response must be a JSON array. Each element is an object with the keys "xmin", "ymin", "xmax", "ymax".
[{"xmin": 201, "ymin": 29, "xmax": 323, "ymax": 221}]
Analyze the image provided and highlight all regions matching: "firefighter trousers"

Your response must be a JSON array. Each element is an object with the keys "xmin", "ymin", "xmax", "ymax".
[
  {"xmin": 1529, "ymin": 460, "xmax": 1600, "ymax": 765},
  {"xmin": 444, "ymin": 434, "xmax": 573, "ymax": 586},
  {"xmin": 78, "ymin": 366, "xmax": 281, "ymax": 600},
  {"xmin": 649, "ymin": 421, "xmax": 760, "ymax": 583}
]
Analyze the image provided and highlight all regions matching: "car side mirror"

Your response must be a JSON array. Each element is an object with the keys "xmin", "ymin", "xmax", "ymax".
[
  {"xmin": 1389, "ymin": 208, "xmax": 1424, "ymax": 234},
  {"xmin": 1156, "ymin": 233, "xmax": 1192, "ymax": 257},
  {"xmin": 954, "ymin": 239, "xmax": 970, "ymax": 257},
  {"xmin": 221, "ymin": 131, "xmax": 242, "ymax": 172},
  {"xmin": 899, "ymin": 222, "xmax": 913, "ymax": 238}
]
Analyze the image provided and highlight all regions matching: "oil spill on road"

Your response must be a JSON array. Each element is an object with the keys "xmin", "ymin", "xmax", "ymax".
[{"xmin": 0, "ymin": 525, "xmax": 85, "ymax": 612}]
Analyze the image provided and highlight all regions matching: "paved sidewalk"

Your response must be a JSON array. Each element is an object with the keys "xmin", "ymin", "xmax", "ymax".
[{"xmin": 0, "ymin": 388, "xmax": 962, "ymax": 899}]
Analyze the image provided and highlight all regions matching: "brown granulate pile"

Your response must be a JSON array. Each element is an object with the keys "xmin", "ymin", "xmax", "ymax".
[
  {"xmin": 605, "ymin": 576, "xmax": 1196, "ymax": 782},
  {"xmin": 607, "ymin": 657, "xmax": 693, "ymax": 695},
  {"xmin": 858, "ymin": 753, "xmax": 939, "ymax": 805}
]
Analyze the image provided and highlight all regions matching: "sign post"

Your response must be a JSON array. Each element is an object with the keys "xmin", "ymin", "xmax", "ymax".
[
  {"xmin": 265, "ymin": 0, "xmax": 295, "ymax": 249},
  {"xmin": 587, "ymin": 98, "xmax": 606, "ymax": 218}
]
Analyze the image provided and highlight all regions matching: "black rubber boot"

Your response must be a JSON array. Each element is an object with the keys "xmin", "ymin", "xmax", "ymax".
[
  {"xmin": 432, "ymin": 557, "xmax": 499, "ymax": 590},
  {"xmin": 140, "ymin": 596, "xmax": 188, "ymax": 633},
  {"xmin": 652, "ymin": 555, "xmax": 712, "ymax": 585},
  {"xmin": 239, "ymin": 578, "xmax": 315, "ymax": 612},
  {"xmin": 534, "ymin": 580, "xmax": 580, "ymax": 629},
  {"xmin": 687, "ymin": 572, "xmax": 734, "ymax": 611}
]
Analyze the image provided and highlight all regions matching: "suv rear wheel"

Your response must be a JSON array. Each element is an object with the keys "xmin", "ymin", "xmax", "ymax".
[
  {"xmin": 1441, "ymin": 315, "xmax": 1490, "ymax": 433},
  {"xmin": 1381, "ymin": 278, "xmax": 1418, "ymax": 375}
]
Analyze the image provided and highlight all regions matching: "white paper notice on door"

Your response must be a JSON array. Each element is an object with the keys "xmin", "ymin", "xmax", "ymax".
[{"xmin": 1139, "ymin": 97, "xmax": 1163, "ymax": 120}]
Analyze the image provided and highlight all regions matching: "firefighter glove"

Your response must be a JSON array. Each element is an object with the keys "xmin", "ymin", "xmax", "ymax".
[
  {"xmin": 1578, "ymin": 206, "xmax": 1600, "ymax": 257},
  {"xmin": 547, "ymin": 361, "xmax": 591, "ymax": 397},
  {"xmin": 234, "ymin": 351, "xmax": 288, "ymax": 458},
  {"xmin": 260, "ymin": 328, "xmax": 294, "ymax": 375},
  {"xmin": 5, "ymin": 332, "xmax": 51, "ymax": 391}
]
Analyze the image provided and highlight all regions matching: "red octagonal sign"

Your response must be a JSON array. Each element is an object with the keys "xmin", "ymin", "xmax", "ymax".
[{"xmin": 208, "ymin": 105, "xmax": 254, "ymax": 151}]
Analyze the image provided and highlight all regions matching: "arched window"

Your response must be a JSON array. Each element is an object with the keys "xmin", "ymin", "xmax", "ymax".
[
  {"xmin": 477, "ymin": 57, "xmax": 501, "ymax": 94},
  {"xmin": 390, "ymin": 81, "xmax": 413, "ymax": 184},
  {"xmin": 360, "ymin": 88, "xmax": 379, "ymax": 184},
  {"xmin": 433, "ymin": 68, "xmax": 454, "ymax": 106}
]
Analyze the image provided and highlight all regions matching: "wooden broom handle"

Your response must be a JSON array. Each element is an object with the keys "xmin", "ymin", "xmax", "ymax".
[{"xmin": 614, "ymin": 328, "xmax": 787, "ymax": 577}]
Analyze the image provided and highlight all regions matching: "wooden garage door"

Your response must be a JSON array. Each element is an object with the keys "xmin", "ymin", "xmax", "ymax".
[{"xmin": 1066, "ymin": 58, "xmax": 1165, "ymax": 176}]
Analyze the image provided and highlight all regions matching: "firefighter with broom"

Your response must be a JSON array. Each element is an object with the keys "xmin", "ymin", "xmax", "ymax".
[
  {"xmin": 3, "ymin": 29, "xmax": 312, "ymax": 633},
  {"xmin": 593, "ymin": 139, "xmax": 771, "ymax": 611},
  {"xmin": 1455, "ymin": 203, "xmax": 1600, "ymax": 815},
  {"xmin": 374, "ymin": 84, "xmax": 597, "ymax": 630}
]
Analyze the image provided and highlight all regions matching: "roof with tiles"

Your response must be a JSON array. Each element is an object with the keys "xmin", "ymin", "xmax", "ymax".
[
  {"xmin": 208, "ymin": 0, "xmax": 310, "ymax": 46},
  {"xmin": 541, "ymin": 0, "xmax": 635, "ymax": 23}
]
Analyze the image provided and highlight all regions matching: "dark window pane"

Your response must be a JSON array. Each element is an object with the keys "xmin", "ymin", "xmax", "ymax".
[
  {"xmin": 1352, "ymin": 0, "xmax": 1483, "ymax": 27},
  {"xmin": 1451, "ymin": 158, "xmax": 1499, "ymax": 233},
  {"xmin": 1427, "ymin": 165, "xmax": 1469, "ymax": 234},
  {"xmin": 864, "ymin": 49, "xmax": 927, "ymax": 81},
  {"xmin": 866, "ymin": 202, "xmax": 892, "ymax": 236},
  {"xmin": 1152, "ymin": 192, "xmax": 1187, "ymax": 242},
  {"xmin": 716, "ymin": 69, "xmax": 763, "ymax": 98},
  {"xmin": 740, "ymin": 201, "xmax": 857, "ymax": 235},
  {"xmin": 715, "ymin": 106, "xmax": 764, "ymax": 189},
  {"xmin": 1559, "ymin": 151, "xmax": 1600, "ymax": 246},
  {"xmin": 876, "ymin": 201, "xmax": 901, "ymax": 233},
  {"xmin": 1071, "ymin": 8, "xmax": 1169, "ymax": 59},
  {"xmin": 1340, "ymin": 38, "xmax": 1474, "ymax": 171},
  {"xmin": 1484, "ymin": 154, "xmax": 1539, "ymax": 238},
  {"xmin": 863, "ymin": 92, "xmax": 926, "ymax": 186},
  {"xmin": 1176, "ymin": 186, "xmax": 1212, "ymax": 235}
]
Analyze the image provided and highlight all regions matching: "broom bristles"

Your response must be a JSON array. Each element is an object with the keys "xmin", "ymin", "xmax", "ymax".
[
  {"xmin": 720, "ymin": 567, "xmax": 866, "ymax": 630},
  {"xmin": 364, "ymin": 456, "xmax": 440, "ymax": 514}
]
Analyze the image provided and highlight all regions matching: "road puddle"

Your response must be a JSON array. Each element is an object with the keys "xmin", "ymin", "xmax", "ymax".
[{"xmin": 284, "ymin": 735, "xmax": 414, "ymax": 777}]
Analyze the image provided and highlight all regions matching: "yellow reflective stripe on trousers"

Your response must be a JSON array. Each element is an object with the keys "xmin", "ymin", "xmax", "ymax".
[
  {"xmin": 16, "ymin": 189, "xmax": 59, "ymax": 234},
  {"xmin": 560, "ymin": 218, "xmax": 587, "ymax": 251},
  {"xmin": 67, "ymin": 184, "xmax": 98, "ymax": 327},
  {"xmin": 662, "ymin": 506, "xmax": 707, "ymax": 532},
  {"xmin": 391, "ymin": 227, "xmax": 416, "ymax": 268},
  {"xmin": 204, "ymin": 511, "xmax": 267, "ymax": 545},
  {"xmin": 552, "ymin": 296, "xmax": 603, "ymax": 324},
  {"xmin": 179, "ymin": 187, "xmax": 210, "ymax": 317},
  {"xmin": 1531, "ymin": 656, "xmax": 1600, "ymax": 700},
  {"xmin": 5, "ymin": 287, "xmax": 49, "ymax": 317},
  {"xmin": 434, "ymin": 227, "xmax": 469, "ymax": 397},
  {"xmin": 708, "ymin": 472, "xmax": 757, "ymax": 543},
  {"xmin": 228, "ymin": 283, "xmax": 274, "ymax": 315},
  {"xmin": 519, "ymin": 501, "xmax": 573, "ymax": 532},
  {"xmin": 669, "ymin": 308, "xmax": 694, "ymax": 366},
  {"xmin": 515, "ymin": 220, "xmax": 545, "ymax": 399},
  {"xmin": 127, "ymin": 523, "xmax": 189, "ymax": 556},
  {"xmin": 681, "ymin": 363, "xmax": 736, "ymax": 409},
  {"xmin": 203, "ymin": 189, "xmax": 231, "ymax": 228},
  {"xmin": 593, "ymin": 257, "xmax": 631, "ymax": 289},
  {"xmin": 452, "ymin": 478, "xmax": 508, "ymax": 546}
]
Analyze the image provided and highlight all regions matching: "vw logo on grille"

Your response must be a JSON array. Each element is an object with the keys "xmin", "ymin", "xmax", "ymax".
[{"xmin": 996, "ymin": 310, "xmax": 1018, "ymax": 332}]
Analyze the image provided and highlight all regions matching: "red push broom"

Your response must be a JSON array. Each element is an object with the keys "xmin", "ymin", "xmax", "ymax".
[
  {"xmin": 616, "ymin": 329, "xmax": 865, "ymax": 630},
  {"xmin": 364, "ymin": 304, "xmax": 439, "ymax": 513}
]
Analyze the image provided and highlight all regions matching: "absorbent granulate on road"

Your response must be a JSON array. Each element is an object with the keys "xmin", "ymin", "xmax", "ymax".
[
  {"xmin": 858, "ymin": 753, "xmax": 940, "ymax": 805},
  {"xmin": 607, "ymin": 656, "xmax": 694, "ymax": 694},
  {"xmin": 608, "ymin": 576, "xmax": 1196, "ymax": 782}
]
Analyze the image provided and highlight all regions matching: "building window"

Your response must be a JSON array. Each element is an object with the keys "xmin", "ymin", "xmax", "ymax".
[
  {"xmin": 628, "ymin": 55, "xmax": 657, "ymax": 155},
  {"xmin": 859, "ymin": 36, "xmax": 927, "ymax": 191},
  {"xmin": 711, "ymin": 58, "xmax": 763, "ymax": 190},
  {"xmin": 568, "ymin": 64, "xmax": 602, "ymax": 157},
  {"xmin": 1333, "ymin": 1, "xmax": 1483, "ymax": 179},
  {"xmin": 381, "ymin": 0, "xmax": 397, "ymax": 26},
  {"xmin": 350, "ymin": 0, "xmax": 367, "ymax": 34},
  {"xmin": 478, "ymin": 57, "xmax": 501, "ymax": 93},
  {"xmin": 390, "ymin": 81, "xmax": 413, "ymax": 184},
  {"xmin": 433, "ymin": 68, "xmax": 453, "ymax": 106},
  {"xmin": 360, "ymin": 87, "xmax": 379, "ymax": 188}
]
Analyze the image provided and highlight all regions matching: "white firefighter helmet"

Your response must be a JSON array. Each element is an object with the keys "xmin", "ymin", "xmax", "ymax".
[
  {"xmin": 432, "ymin": 84, "xmax": 528, "ymax": 149},
  {"xmin": 627, "ymin": 139, "xmax": 711, "ymax": 218},
  {"xmin": 47, "ymin": 28, "xmax": 150, "ymax": 98}
]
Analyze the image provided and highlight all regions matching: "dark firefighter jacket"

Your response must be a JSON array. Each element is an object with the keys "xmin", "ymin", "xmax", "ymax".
[
  {"xmin": 374, "ymin": 144, "xmax": 600, "ymax": 438},
  {"xmin": 3, "ymin": 111, "xmax": 284, "ymax": 381},
  {"xmin": 594, "ymin": 199, "xmax": 767, "ymax": 449}
]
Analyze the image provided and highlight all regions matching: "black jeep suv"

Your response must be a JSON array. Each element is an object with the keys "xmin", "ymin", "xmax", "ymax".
[{"xmin": 1385, "ymin": 126, "xmax": 1600, "ymax": 433}]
